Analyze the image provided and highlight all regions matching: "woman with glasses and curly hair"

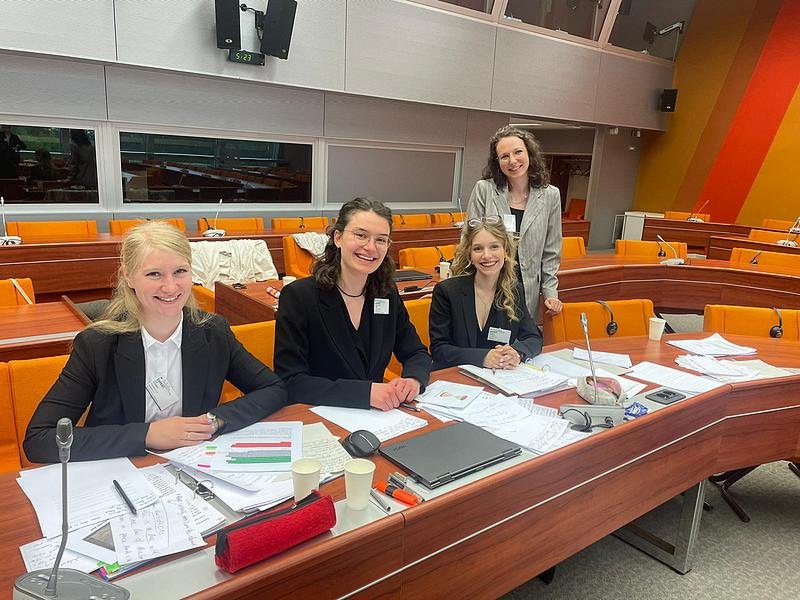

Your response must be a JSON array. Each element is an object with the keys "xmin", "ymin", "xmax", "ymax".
[
  {"xmin": 467, "ymin": 125, "xmax": 563, "ymax": 321},
  {"xmin": 275, "ymin": 197, "xmax": 431, "ymax": 411},
  {"xmin": 429, "ymin": 217, "xmax": 542, "ymax": 371}
]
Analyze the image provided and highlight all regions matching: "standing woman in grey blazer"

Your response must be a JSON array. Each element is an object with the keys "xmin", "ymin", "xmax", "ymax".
[{"xmin": 466, "ymin": 125, "xmax": 563, "ymax": 321}]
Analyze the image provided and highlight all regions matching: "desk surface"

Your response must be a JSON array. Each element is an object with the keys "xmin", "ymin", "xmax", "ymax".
[
  {"xmin": 2, "ymin": 333, "xmax": 799, "ymax": 598},
  {"xmin": 706, "ymin": 235, "xmax": 800, "ymax": 261},
  {"xmin": 0, "ymin": 300, "xmax": 87, "ymax": 361},
  {"xmin": 642, "ymin": 218, "xmax": 753, "ymax": 253}
]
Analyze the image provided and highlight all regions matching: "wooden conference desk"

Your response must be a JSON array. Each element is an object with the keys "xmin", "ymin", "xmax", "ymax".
[
  {"xmin": 2, "ymin": 334, "xmax": 799, "ymax": 598},
  {"xmin": 0, "ymin": 298, "xmax": 88, "ymax": 361},
  {"xmin": 642, "ymin": 218, "xmax": 753, "ymax": 254},
  {"xmin": 706, "ymin": 235, "xmax": 800, "ymax": 261}
]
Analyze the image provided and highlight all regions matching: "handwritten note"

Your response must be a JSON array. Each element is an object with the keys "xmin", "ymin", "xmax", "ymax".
[
  {"xmin": 19, "ymin": 537, "xmax": 98, "ymax": 574},
  {"xmin": 310, "ymin": 406, "xmax": 427, "ymax": 442}
]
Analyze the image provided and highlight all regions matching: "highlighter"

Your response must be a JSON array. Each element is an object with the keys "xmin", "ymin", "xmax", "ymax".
[{"xmin": 375, "ymin": 480, "xmax": 419, "ymax": 506}]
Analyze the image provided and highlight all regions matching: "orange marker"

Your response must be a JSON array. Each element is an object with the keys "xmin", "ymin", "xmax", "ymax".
[{"xmin": 375, "ymin": 480, "xmax": 419, "ymax": 506}]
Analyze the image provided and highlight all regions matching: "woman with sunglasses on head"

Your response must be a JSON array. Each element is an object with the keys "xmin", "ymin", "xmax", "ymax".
[
  {"xmin": 275, "ymin": 197, "xmax": 431, "ymax": 411},
  {"xmin": 429, "ymin": 218, "xmax": 542, "ymax": 371},
  {"xmin": 24, "ymin": 221, "xmax": 287, "ymax": 463},
  {"xmin": 467, "ymin": 125, "xmax": 563, "ymax": 321}
]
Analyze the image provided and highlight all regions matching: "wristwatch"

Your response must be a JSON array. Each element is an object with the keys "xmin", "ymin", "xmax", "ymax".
[{"xmin": 206, "ymin": 412, "xmax": 224, "ymax": 433}]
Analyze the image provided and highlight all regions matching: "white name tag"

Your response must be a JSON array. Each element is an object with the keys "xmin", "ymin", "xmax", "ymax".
[
  {"xmin": 145, "ymin": 376, "xmax": 180, "ymax": 411},
  {"xmin": 487, "ymin": 327, "xmax": 511, "ymax": 344},
  {"xmin": 373, "ymin": 298, "xmax": 390, "ymax": 315},
  {"xmin": 503, "ymin": 214, "xmax": 517, "ymax": 233}
]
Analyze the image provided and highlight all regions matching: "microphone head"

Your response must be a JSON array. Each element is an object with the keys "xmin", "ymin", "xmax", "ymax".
[
  {"xmin": 580, "ymin": 312, "xmax": 588, "ymax": 331},
  {"xmin": 56, "ymin": 418, "xmax": 73, "ymax": 445}
]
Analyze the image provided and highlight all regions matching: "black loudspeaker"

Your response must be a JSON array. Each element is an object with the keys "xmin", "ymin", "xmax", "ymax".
[
  {"xmin": 596, "ymin": 301, "xmax": 618, "ymax": 336},
  {"xmin": 215, "ymin": 0, "xmax": 241, "ymax": 49},
  {"xmin": 770, "ymin": 307, "xmax": 783, "ymax": 338},
  {"xmin": 260, "ymin": 0, "xmax": 297, "ymax": 59},
  {"xmin": 660, "ymin": 88, "xmax": 678, "ymax": 112}
]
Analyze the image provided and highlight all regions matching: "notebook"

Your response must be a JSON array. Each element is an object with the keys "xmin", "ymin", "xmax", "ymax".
[
  {"xmin": 379, "ymin": 422, "xmax": 521, "ymax": 489},
  {"xmin": 393, "ymin": 269, "xmax": 433, "ymax": 282}
]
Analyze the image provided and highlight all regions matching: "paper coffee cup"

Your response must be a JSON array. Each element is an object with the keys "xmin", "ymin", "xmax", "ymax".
[
  {"xmin": 282, "ymin": 276, "xmax": 297, "ymax": 285},
  {"xmin": 344, "ymin": 458, "xmax": 375, "ymax": 510},
  {"xmin": 439, "ymin": 262, "xmax": 451, "ymax": 280},
  {"xmin": 649, "ymin": 317, "xmax": 667, "ymax": 341},
  {"xmin": 291, "ymin": 458, "xmax": 321, "ymax": 502}
]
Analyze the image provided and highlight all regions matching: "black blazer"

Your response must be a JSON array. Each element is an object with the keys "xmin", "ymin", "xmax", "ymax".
[
  {"xmin": 274, "ymin": 277, "xmax": 431, "ymax": 409},
  {"xmin": 429, "ymin": 274, "xmax": 543, "ymax": 370},
  {"xmin": 24, "ymin": 314, "xmax": 286, "ymax": 463}
]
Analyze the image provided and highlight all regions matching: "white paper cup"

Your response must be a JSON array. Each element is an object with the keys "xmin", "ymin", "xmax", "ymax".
[
  {"xmin": 649, "ymin": 317, "xmax": 667, "ymax": 341},
  {"xmin": 344, "ymin": 458, "xmax": 376, "ymax": 510},
  {"xmin": 282, "ymin": 275, "xmax": 297, "ymax": 285},
  {"xmin": 439, "ymin": 262, "xmax": 451, "ymax": 280},
  {"xmin": 291, "ymin": 458, "xmax": 322, "ymax": 502}
]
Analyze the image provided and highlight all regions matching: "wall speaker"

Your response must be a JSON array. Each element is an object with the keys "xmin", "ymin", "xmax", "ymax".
[
  {"xmin": 260, "ymin": 0, "xmax": 297, "ymax": 60},
  {"xmin": 215, "ymin": 0, "xmax": 241, "ymax": 50},
  {"xmin": 660, "ymin": 88, "xmax": 678, "ymax": 112}
]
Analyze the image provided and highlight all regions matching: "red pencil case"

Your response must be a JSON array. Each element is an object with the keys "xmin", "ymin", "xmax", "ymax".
[{"xmin": 214, "ymin": 491, "xmax": 336, "ymax": 573}]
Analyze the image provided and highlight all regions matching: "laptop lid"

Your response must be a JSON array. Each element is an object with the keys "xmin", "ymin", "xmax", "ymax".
[
  {"xmin": 393, "ymin": 269, "xmax": 433, "ymax": 282},
  {"xmin": 378, "ymin": 422, "xmax": 521, "ymax": 489}
]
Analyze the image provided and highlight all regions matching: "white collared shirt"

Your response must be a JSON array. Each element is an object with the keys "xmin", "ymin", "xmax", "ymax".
[{"xmin": 141, "ymin": 321, "xmax": 184, "ymax": 423}]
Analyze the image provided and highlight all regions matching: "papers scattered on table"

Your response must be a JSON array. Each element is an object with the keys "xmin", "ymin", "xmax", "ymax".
[
  {"xmin": 459, "ymin": 363, "xmax": 569, "ymax": 397},
  {"xmin": 529, "ymin": 352, "xmax": 646, "ymax": 398},
  {"xmin": 177, "ymin": 464, "xmax": 294, "ymax": 513},
  {"xmin": 572, "ymin": 347, "xmax": 632, "ymax": 369},
  {"xmin": 204, "ymin": 421, "xmax": 303, "ymax": 472},
  {"xmin": 667, "ymin": 334, "xmax": 757, "ymax": 356},
  {"xmin": 310, "ymin": 406, "xmax": 427, "ymax": 442},
  {"xmin": 628, "ymin": 361, "xmax": 723, "ymax": 395},
  {"xmin": 675, "ymin": 355, "xmax": 760, "ymax": 381},
  {"xmin": 415, "ymin": 379, "xmax": 484, "ymax": 409},
  {"xmin": 302, "ymin": 422, "xmax": 351, "ymax": 473},
  {"xmin": 20, "ymin": 537, "xmax": 99, "ymax": 574}
]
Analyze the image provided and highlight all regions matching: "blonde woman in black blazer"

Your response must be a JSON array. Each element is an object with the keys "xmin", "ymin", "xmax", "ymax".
[
  {"xmin": 275, "ymin": 198, "xmax": 431, "ymax": 410},
  {"xmin": 429, "ymin": 217, "xmax": 542, "ymax": 371}
]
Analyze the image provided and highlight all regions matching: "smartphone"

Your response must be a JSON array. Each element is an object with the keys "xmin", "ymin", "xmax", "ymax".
[{"xmin": 645, "ymin": 388, "xmax": 686, "ymax": 405}]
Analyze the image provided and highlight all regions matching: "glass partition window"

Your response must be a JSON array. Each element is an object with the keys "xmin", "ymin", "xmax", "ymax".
[
  {"xmin": 608, "ymin": 0, "xmax": 697, "ymax": 61},
  {"xmin": 0, "ymin": 125, "xmax": 98, "ymax": 204},
  {"xmin": 412, "ymin": 0, "xmax": 495, "ymax": 15},
  {"xmin": 504, "ymin": 0, "xmax": 611, "ymax": 41},
  {"xmin": 119, "ymin": 132, "xmax": 312, "ymax": 204}
]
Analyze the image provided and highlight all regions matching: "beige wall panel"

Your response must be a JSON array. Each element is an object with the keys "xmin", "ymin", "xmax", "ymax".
[{"xmin": 460, "ymin": 111, "xmax": 510, "ymax": 200}]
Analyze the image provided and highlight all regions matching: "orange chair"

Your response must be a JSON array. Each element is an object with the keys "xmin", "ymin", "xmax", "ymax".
[
  {"xmin": 544, "ymin": 299, "xmax": 655, "ymax": 344},
  {"xmin": 729, "ymin": 248, "xmax": 800, "ymax": 271},
  {"xmin": 385, "ymin": 298, "xmax": 432, "ymax": 380},
  {"xmin": 398, "ymin": 245, "xmax": 456, "ymax": 270},
  {"xmin": 9, "ymin": 354, "xmax": 70, "ymax": 467},
  {"xmin": 222, "ymin": 321, "xmax": 276, "ymax": 403},
  {"xmin": 0, "ymin": 278, "xmax": 35, "ymax": 307},
  {"xmin": 282, "ymin": 235, "xmax": 318, "ymax": 278},
  {"xmin": 430, "ymin": 212, "xmax": 465, "ymax": 225},
  {"xmin": 561, "ymin": 237, "xmax": 586, "ymax": 258},
  {"xmin": 703, "ymin": 305, "xmax": 799, "ymax": 340},
  {"xmin": 271, "ymin": 217, "xmax": 329, "ymax": 230},
  {"xmin": 196, "ymin": 217, "xmax": 264, "ymax": 233},
  {"xmin": 109, "ymin": 218, "xmax": 187, "ymax": 234},
  {"xmin": 0, "ymin": 363, "xmax": 21, "ymax": 473},
  {"xmin": 392, "ymin": 214, "xmax": 431, "ymax": 227},
  {"xmin": 564, "ymin": 199, "xmax": 586, "ymax": 220},
  {"xmin": 748, "ymin": 229, "xmax": 798, "ymax": 244},
  {"xmin": 664, "ymin": 210, "xmax": 711, "ymax": 222},
  {"xmin": 6, "ymin": 220, "xmax": 98, "ymax": 237},
  {"xmin": 761, "ymin": 218, "xmax": 797, "ymax": 230},
  {"xmin": 192, "ymin": 285, "xmax": 215, "ymax": 313},
  {"xmin": 615, "ymin": 240, "xmax": 688, "ymax": 259}
]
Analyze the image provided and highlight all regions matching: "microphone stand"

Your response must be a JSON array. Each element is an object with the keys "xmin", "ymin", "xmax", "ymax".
[{"xmin": 580, "ymin": 313, "xmax": 600, "ymax": 405}]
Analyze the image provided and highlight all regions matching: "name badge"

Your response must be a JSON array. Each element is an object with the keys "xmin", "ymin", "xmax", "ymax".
[
  {"xmin": 373, "ymin": 298, "xmax": 390, "ymax": 315},
  {"xmin": 487, "ymin": 327, "xmax": 511, "ymax": 344},
  {"xmin": 145, "ymin": 376, "xmax": 180, "ymax": 411},
  {"xmin": 503, "ymin": 214, "xmax": 517, "ymax": 233}
]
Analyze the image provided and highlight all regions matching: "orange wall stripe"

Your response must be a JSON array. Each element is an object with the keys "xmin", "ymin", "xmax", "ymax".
[{"xmin": 696, "ymin": 0, "xmax": 800, "ymax": 223}]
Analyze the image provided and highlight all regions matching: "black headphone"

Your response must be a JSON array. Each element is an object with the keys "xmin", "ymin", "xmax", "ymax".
[
  {"xmin": 596, "ymin": 300, "xmax": 618, "ymax": 336},
  {"xmin": 770, "ymin": 307, "xmax": 783, "ymax": 338}
]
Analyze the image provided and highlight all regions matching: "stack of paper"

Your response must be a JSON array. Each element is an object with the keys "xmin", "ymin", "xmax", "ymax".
[
  {"xmin": 572, "ymin": 347, "xmax": 633, "ymax": 369},
  {"xmin": 416, "ymin": 379, "xmax": 484, "ymax": 409},
  {"xmin": 667, "ymin": 334, "xmax": 757, "ymax": 356},
  {"xmin": 675, "ymin": 355, "xmax": 760, "ymax": 381},
  {"xmin": 628, "ymin": 361, "xmax": 723, "ymax": 395},
  {"xmin": 309, "ymin": 406, "xmax": 427, "ymax": 442},
  {"xmin": 530, "ymin": 352, "xmax": 647, "ymax": 398},
  {"xmin": 459, "ymin": 363, "xmax": 569, "ymax": 397}
]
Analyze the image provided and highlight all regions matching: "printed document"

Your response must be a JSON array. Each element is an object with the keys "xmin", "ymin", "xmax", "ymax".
[{"xmin": 310, "ymin": 406, "xmax": 427, "ymax": 442}]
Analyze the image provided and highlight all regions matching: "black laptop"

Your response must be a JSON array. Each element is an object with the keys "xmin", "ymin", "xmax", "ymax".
[
  {"xmin": 393, "ymin": 269, "xmax": 433, "ymax": 282},
  {"xmin": 379, "ymin": 422, "xmax": 521, "ymax": 489}
]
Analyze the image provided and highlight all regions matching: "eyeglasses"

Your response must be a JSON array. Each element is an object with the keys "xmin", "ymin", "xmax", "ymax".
[
  {"xmin": 466, "ymin": 216, "xmax": 503, "ymax": 228},
  {"xmin": 344, "ymin": 228, "xmax": 391, "ymax": 248}
]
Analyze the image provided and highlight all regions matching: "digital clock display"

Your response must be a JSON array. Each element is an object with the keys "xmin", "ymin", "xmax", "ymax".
[{"xmin": 228, "ymin": 49, "xmax": 266, "ymax": 66}]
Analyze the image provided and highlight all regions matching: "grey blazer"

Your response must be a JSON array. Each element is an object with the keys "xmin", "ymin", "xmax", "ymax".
[{"xmin": 467, "ymin": 179, "xmax": 562, "ymax": 320}]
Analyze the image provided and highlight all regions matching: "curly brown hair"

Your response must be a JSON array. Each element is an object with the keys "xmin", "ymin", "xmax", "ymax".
[{"xmin": 482, "ymin": 125, "xmax": 550, "ymax": 190}]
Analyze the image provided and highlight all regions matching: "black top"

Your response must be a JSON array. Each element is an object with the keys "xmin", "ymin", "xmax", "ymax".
[
  {"xmin": 429, "ymin": 273, "xmax": 543, "ymax": 371},
  {"xmin": 510, "ymin": 207, "xmax": 525, "ymax": 280}
]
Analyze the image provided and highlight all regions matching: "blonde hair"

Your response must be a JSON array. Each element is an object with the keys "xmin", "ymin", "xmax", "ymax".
[
  {"xmin": 90, "ymin": 221, "xmax": 208, "ymax": 334},
  {"xmin": 451, "ymin": 220, "xmax": 520, "ymax": 322}
]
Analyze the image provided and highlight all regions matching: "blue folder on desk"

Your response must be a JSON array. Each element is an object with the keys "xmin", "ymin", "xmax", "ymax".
[{"xmin": 379, "ymin": 422, "xmax": 521, "ymax": 489}]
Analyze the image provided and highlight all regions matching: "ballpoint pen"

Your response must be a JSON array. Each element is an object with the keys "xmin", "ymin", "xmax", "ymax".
[
  {"xmin": 370, "ymin": 488, "xmax": 391, "ymax": 514},
  {"xmin": 400, "ymin": 401, "xmax": 421, "ymax": 412},
  {"xmin": 113, "ymin": 479, "xmax": 137, "ymax": 515}
]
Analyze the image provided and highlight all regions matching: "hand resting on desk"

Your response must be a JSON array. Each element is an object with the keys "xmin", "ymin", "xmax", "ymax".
[{"xmin": 145, "ymin": 415, "xmax": 216, "ymax": 450}]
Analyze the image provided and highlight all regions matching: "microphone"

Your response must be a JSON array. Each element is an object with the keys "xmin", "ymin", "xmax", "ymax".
[
  {"xmin": 777, "ymin": 219, "xmax": 800, "ymax": 247},
  {"xmin": 789, "ymin": 217, "xmax": 800, "ymax": 235},
  {"xmin": 687, "ymin": 199, "xmax": 710, "ymax": 222},
  {"xmin": 454, "ymin": 195, "xmax": 464, "ymax": 228},
  {"xmin": 581, "ymin": 313, "xmax": 599, "ymax": 406},
  {"xmin": 749, "ymin": 250, "xmax": 762, "ymax": 265},
  {"xmin": 400, "ymin": 214, "xmax": 406, "ymax": 226},
  {"xmin": 657, "ymin": 235, "xmax": 685, "ymax": 265},
  {"xmin": 202, "ymin": 198, "xmax": 226, "ymax": 238},
  {"xmin": 655, "ymin": 239, "xmax": 666, "ymax": 257},
  {"xmin": 1, "ymin": 196, "xmax": 23, "ymax": 246},
  {"xmin": 14, "ymin": 418, "xmax": 130, "ymax": 599},
  {"xmin": 299, "ymin": 215, "xmax": 305, "ymax": 229}
]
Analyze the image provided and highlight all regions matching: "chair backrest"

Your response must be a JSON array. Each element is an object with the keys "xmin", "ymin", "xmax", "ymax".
[
  {"xmin": 703, "ymin": 304, "xmax": 800, "ymax": 340},
  {"xmin": 0, "ymin": 363, "xmax": 21, "ymax": 473},
  {"xmin": 392, "ymin": 214, "xmax": 431, "ymax": 227},
  {"xmin": 7, "ymin": 220, "xmax": 98, "ymax": 237},
  {"xmin": 544, "ymin": 299, "xmax": 655, "ymax": 344},
  {"xmin": 9, "ymin": 354, "xmax": 70, "ymax": 467},
  {"xmin": 761, "ymin": 218, "xmax": 796, "ymax": 230},
  {"xmin": 565, "ymin": 199, "xmax": 586, "ymax": 220},
  {"xmin": 222, "ymin": 321, "xmax": 277, "ymax": 403},
  {"xmin": 192, "ymin": 285, "xmax": 215, "ymax": 313},
  {"xmin": 271, "ymin": 217, "xmax": 329, "ymax": 230},
  {"xmin": 109, "ymin": 218, "xmax": 187, "ymax": 234},
  {"xmin": 615, "ymin": 239, "xmax": 688, "ymax": 259},
  {"xmin": 398, "ymin": 245, "xmax": 456, "ymax": 269},
  {"xmin": 729, "ymin": 247, "xmax": 800, "ymax": 270},
  {"xmin": 748, "ymin": 229, "xmax": 797, "ymax": 244},
  {"xmin": 430, "ymin": 212, "xmax": 465, "ymax": 225},
  {"xmin": 0, "ymin": 278, "xmax": 35, "ymax": 307},
  {"xmin": 561, "ymin": 236, "xmax": 586, "ymax": 258},
  {"xmin": 196, "ymin": 217, "xmax": 264, "ymax": 233},
  {"xmin": 664, "ymin": 210, "xmax": 711, "ymax": 222},
  {"xmin": 385, "ymin": 297, "xmax": 432, "ymax": 380},
  {"xmin": 282, "ymin": 235, "xmax": 314, "ymax": 278}
]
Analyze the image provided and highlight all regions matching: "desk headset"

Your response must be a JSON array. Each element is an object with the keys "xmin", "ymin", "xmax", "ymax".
[
  {"xmin": 596, "ymin": 300, "xmax": 618, "ymax": 336},
  {"xmin": 770, "ymin": 307, "xmax": 783, "ymax": 338}
]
